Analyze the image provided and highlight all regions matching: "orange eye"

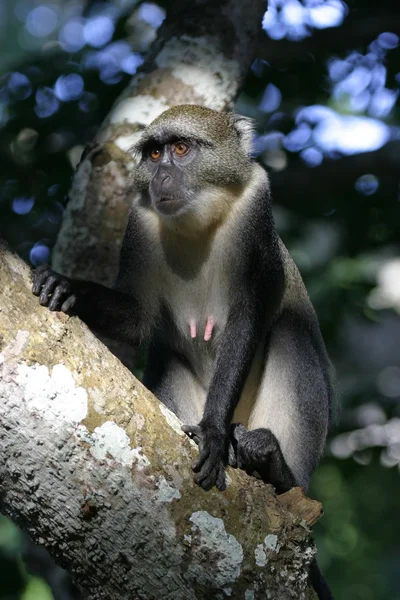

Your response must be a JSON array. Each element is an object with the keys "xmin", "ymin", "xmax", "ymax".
[
  {"xmin": 173, "ymin": 142, "xmax": 189, "ymax": 156},
  {"xmin": 150, "ymin": 148, "xmax": 161, "ymax": 160}
]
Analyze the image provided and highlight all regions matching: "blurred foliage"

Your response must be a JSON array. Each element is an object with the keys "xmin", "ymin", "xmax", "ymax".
[{"xmin": 1, "ymin": 0, "xmax": 400, "ymax": 599}]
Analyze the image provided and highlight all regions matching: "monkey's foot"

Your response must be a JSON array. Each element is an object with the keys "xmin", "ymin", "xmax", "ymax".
[
  {"xmin": 32, "ymin": 265, "xmax": 77, "ymax": 313},
  {"xmin": 181, "ymin": 423, "xmax": 227, "ymax": 491},
  {"xmin": 228, "ymin": 424, "xmax": 296, "ymax": 493}
]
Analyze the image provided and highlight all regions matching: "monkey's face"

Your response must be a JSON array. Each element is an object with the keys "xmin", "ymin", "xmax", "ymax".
[
  {"xmin": 137, "ymin": 139, "xmax": 200, "ymax": 217},
  {"xmin": 133, "ymin": 105, "xmax": 254, "ymax": 226},
  {"xmin": 134, "ymin": 136, "xmax": 251, "ymax": 224}
]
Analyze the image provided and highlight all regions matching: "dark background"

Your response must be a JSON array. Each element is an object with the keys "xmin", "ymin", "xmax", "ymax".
[{"xmin": 1, "ymin": 1, "xmax": 400, "ymax": 599}]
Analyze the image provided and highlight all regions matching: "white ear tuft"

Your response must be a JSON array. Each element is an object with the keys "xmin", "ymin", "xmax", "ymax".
[{"xmin": 230, "ymin": 113, "xmax": 255, "ymax": 156}]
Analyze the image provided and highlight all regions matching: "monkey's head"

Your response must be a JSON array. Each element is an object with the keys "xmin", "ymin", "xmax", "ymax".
[{"xmin": 133, "ymin": 105, "xmax": 254, "ymax": 227}]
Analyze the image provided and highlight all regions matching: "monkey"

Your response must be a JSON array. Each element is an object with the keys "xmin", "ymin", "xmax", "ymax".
[
  {"xmin": 32, "ymin": 102, "xmax": 335, "ymax": 490},
  {"xmin": 32, "ymin": 105, "xmax": 334, "ymax": 598},
  {"xmin": 32, "ymin": 104, "xmax": 334, "ymax": 494}
]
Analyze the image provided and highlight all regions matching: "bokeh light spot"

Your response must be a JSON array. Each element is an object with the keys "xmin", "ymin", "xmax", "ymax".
[
  {"xmin": 59, "ymin": 19, "xmax": 85, "ymax": 53},
  {"xmin": 26, "ymin": 6, "xmax": 58, "ymax": 38},
  {"xmin": 377, "ymin": 366, "xmax": 400, "ymax": 398},
  {"xmin": 355, "ymin": 174, "xmax": 379, "ymax": 195},
  {"xmin": 368, "ymin": 87, "xmax": 398, "ymax": 118},
  {"xmin": 12, "ymin": 196, "xmax": 34, "ymax": 215},
  {"xmin": 300, "ymin": 147, "xmax": 323, "ymax": 166},
  {"xmin": 8, "ymin": 72, "xmax": 32, "ymax": 100},
  {"xmin": 35, "ymin": 87, "xmax": 59, "ymax": 118},
  {"xmin": 137, "ymin": 3, "xmax": 166, "ymax": 28},
  {"xmin": 262, "ymin": 0, "xmax": 347, "ymax": 41},
  {"xmin": 284, "ymin": 125, "xmax": 311, "ymax": 152},
  {"xmin": 313, "ymin": 115, "xmax": 390, "ymax": 155},
  {"xmin": 378, "ymin": 32, "xmax": 399, "ymax": 50},
  {"xmin": 121, "ymin": 53, "xmax": 144, "ymax": 75},
  {"xmin": 54, "ymin": 74, "xmax": 84, "ymax": 102},
  {"xmin": 30, "ymin": 243, "xmax": 50, "ymax": 266},
  {"xmin": 84, "ymin": 16, "xmax": 114, "ymax": 48},
  {"xmin": 260, "ymin": 83, "xmax": 282, "ymax": 113},
  {"xmin": 308, "ymin": 0, "xmax": 346, "ymax": 29}
]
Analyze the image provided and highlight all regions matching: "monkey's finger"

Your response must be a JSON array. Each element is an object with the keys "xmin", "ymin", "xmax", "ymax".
[
  {"xmin": 196, "ymin": 461, "xmax": 225, "ymax": 491},
  {"xmin": 192, "ymin": 445, "xmax": 210, "ymax": 472},
  {"xmin": 32, "ymin": 266, "xmax": 52, "ymax": 295},
  {"xmin": 33, "ymin": 264, "xmax": 48, "ymax": 274},
  {"xmin": 48, "ymin": 285, "xmax": 69, "ymax": 311},
  {"xmin": 39, "ymin": 276, "xmax": 58, "ymax": 306},
  {"xmin": 181, "ymin": 424, "xmax": 202, "ymax": 438},
  {"xmin": 215, "ymin": 467, "xmax": 226, "ymax": 491},
  {"xmin": 197, "ymin": 476, "xmax": 215, "ymax": 492},
  {"xmin": 195, "ymin": 455, "xmax": 215, "ymax": 481},
  {"xmin": 195, "ymin": 465, "xmax": 217, "ymax": 491},
  {"xmin": 61, "ymin": 295, "xmax": 76, "ymax": 313},
  {"xmin": 182, "ymin": 425, "xmax": 203, "ymax": 446}
]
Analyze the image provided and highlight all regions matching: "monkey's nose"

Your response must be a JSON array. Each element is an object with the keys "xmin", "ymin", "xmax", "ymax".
[{"xmin": 161, "ymin": 173, "xmax": 171, "ymax": 185}]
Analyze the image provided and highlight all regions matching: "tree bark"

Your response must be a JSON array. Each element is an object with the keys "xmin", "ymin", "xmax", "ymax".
[{"xmin": 0, "ymin": 244, "xmax": 320, "ymax": 600}]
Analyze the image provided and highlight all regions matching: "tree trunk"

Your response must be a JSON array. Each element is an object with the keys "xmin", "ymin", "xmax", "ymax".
[{"xmin": 0, "ymin": 244, "xmax": 319, "ymax": 600}]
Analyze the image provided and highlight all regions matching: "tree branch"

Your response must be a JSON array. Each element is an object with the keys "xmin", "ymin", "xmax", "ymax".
[{"xmin": 0, "ymin": 243, "xmax": 320, "ymax": 600}]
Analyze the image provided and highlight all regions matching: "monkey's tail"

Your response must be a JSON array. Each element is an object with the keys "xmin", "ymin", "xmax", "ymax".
[{"xmin": 309, "ymin": 557, "xmax": 334, "ymax": 600}]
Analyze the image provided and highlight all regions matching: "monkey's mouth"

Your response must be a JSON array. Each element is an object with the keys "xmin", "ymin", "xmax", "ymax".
[{"xmin": 155, "ymin": 196, "xmax": 184, "ymax": 216}]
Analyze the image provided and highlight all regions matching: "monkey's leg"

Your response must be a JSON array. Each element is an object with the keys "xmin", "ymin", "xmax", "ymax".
[
  {"xmin": 32, "ymin": 265, "xmax": 145, "ymax": 344},
  {"xmin": 145, "ymin": 340, "xmax": 227, "ymax": 491},
  {"xmin": 143, "ymin": 340, "xmax": 206, "ymax": 425},
  {"xmin": 245, "ymin": 309, "xmax": 330, "ymax": 491},
  {"xmin": 229, "ymin": 424, "xmax": 296, "ymax": 493}
]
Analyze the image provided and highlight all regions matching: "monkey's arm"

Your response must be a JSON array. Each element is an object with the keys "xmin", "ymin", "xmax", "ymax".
[
  {"xmin": 183, "ymin": 244, "xmax": 284, "ymax": 491},
  {"xmin": 32, "ymin": 265, "xmax": 146, "ymax": 345}
]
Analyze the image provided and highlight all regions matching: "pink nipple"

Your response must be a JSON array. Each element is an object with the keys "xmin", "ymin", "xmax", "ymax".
[
  {"xmin": 189, "ymin": 319, "xmax": 197, "ymax": 338},
  {"xmin": 204, "ymin": 316, "xmax": 215, "ymax": 341}
]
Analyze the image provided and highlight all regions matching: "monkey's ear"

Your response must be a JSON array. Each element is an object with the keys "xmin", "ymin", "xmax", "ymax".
[{"xmin": 229, "ymin": 113, "xmax": 254, "ymax": 156}]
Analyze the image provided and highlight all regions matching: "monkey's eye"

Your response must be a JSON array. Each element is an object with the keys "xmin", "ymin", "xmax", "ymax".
[
  {"xmin": 150, "ymin": 148, "xmax": 162, "ymax": 161},
  {"xmin": 173, "ymin": 142, "xmax": 189, "ymax": 156}
]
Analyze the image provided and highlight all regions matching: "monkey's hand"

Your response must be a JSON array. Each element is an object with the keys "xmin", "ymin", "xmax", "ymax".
[
  {"xmin": 32, "ymin": 265, "xmax": 77, "ymax": 313},
  {"xmin": 181, "ymin": 424, "xmax": 227, "ymax": 492}
]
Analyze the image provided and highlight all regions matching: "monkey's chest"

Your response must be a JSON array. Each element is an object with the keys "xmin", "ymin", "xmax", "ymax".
[{"xmin": 162, "ymin": 268, "xmax": 230, "ymax": 348}]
